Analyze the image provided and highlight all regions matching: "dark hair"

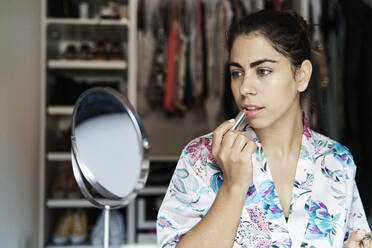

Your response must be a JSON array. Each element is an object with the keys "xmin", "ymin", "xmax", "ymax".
[{"xmin": 227, "ymin": 9, "xmax": 312, "ymax": 71}]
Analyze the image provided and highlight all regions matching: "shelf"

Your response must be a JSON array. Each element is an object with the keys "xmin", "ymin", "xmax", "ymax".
[
  {"xmin": 41, "ymin": 0, "xmax": 139, "ymax": 246},
  {"xmin": 48, "ymin": 152, "xmax": 178, "ymax": 163},
  {"xmin": 48, "ymin": 106, "xmax": 74, "ymax": 116},
  {"xmin": 47, "ymin": 152, "xmax": 71, "ymax": 162},
  {"xmin": 46, "ymin": 245, "xmax": 157, "ymax": 248},
  {"xmin": 139, "ymin": 186, "xmax": 167, "ymax": 196},
  {"xmin": 48, "ymin": 60, "xmax": 127, "ymax": 70},
  {"xmin": 149, "ymin": 155, "xmax": 179, "ymax": 162},
  {"xmin": 46, "ymin": 18, "xmax": 129, "ymax": 26},
  {"xmin": 46, "ymin": 245, "xmax": 124, "ymax": 248},
  {"xmin": 47, "ymin": 199, "xmax": 120, "ymax": 208},
  {"xmin": 47, "ymin": 187, "xmax": 167, "ymax": 208}
]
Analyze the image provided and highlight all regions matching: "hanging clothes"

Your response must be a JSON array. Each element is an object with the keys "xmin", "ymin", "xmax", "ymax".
[
  {"xmin": 192, "ymin": 0, "xmax": 205, "ymax": 103},
  {"xmin": 163, "ymin": 4, "xmax": 181, "ymax": 112},
  {"xmin": 175, "ymin": 0, "xmax": 189, "ymax": 112},
  {"xmin": 142, "ymin": 0, "xmax": 315, "ymax": 120},
  {"xmin": 146, "ymin": 2, "xmax": 169, "ymax": 109}
]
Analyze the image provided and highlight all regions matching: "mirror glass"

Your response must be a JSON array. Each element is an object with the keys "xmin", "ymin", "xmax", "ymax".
[{"xmin": 71, "ymin": 88, "xmax": 149, "ymax": 202}]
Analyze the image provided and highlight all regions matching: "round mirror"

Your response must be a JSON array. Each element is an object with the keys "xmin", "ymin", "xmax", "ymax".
[
  {"xmin": 70, "ymin": 87, "xmax": 150, "ymax": 247},
  {"xmin": 71, "ymin": 87, "xmax": 150, "ymax": 208}
]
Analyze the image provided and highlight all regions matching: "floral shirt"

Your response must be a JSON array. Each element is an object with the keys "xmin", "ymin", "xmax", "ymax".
[{"xmin": 156, "ymin": 118, "xmax": 370, "ymax": 247}]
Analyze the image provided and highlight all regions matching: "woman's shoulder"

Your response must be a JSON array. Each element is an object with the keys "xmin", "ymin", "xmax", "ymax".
[
  {"xmin": 181, "ymin": 132, "xmax": 216, "ymax": 164},
  {"xmin": 179, "ymin": 132, "xmax": 219, "ymax": 177},
  {"xmin": 310, "ymin": 129, "xmax": 356, "ymax": 171}
]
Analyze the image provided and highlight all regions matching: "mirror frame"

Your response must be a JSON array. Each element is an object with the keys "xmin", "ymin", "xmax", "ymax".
[{"xmin": 70, "ymin": 87, "xmax": 150, "ymax": 208}]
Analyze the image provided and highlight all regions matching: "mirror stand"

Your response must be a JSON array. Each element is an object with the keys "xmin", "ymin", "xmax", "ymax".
[{"xmin": 104, "ymin": 205, "xmax": 110, "ymax": 248}]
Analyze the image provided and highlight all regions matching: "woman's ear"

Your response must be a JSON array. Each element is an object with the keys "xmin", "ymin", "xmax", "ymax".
[{"xmin": 296, "ymin": 59, "xmax": 312, "ymax": 92}]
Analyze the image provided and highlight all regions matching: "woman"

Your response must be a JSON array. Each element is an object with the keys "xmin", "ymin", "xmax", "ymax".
[{"xmin": 157, "ymin": 10, "xmax": 371, "ymax": 248}]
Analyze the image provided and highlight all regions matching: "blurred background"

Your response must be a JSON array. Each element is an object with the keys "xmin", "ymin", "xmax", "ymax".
[{"xmin": 0, "ymin": 0, "xmax": 371, "ymax": 247}]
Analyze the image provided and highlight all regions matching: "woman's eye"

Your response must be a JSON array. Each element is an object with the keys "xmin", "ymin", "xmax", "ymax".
[
  {"xmin": 257, "ymin": 68, "xmax": 271, "ymax": 76},
  {"xmin": 230, "ymin": 71, "xmax": 243, "ymax": 79}
]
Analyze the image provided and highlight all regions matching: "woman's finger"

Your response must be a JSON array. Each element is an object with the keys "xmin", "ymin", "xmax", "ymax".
[
  {"xmin": 221, "ymin": 130, "xmax": 239, "ymax": 149},
  {"xmin": 363, "ymin": 232, "xmax": 372, "ymax": 248},
  {"xmin": 346, "ymin": 230, "xmax": 366, "ymax": 248},
  {"xmin": 212, "ymin": 119, "xmax": 235, "ymax": 155},
  {"xmin": 241, "ymin": 138, "xmax": 257, "ymax": 160},
  {"xmin": 230, "ymin": 133, "xmax": 249, "ymax": 157}
]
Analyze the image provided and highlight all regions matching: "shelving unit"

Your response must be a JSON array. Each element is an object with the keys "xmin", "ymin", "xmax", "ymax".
[
  {"xmin": 39, "ymin": 0, "xmax": 140, "ymax": 247},
  {"xmin": 46, "ymin": 187, "xmax": 168, "ymax": 208},
  {"xmin": 47, "ymin": 106, "xmax": 74, "ymax": 116},
  {"xmin": 39, "ymin": 0, "xmax": 183, "ymax": 247},
  {"xmin": 46, "ymin": 246, "xmax": 123, "ymax": 248},
  {"xmin": 46, "ymin": 18, "xmax": 129, "ymax": 26},
  {"xmin": 48, "ymin": 60, "xmax": 127, "ymax": 70},
  {"xmin": 47, "ymin": 152, "xmax": 71, "ymax": 162}
]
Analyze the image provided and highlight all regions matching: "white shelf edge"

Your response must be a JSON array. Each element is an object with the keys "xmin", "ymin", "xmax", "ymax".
[
  {"xmin": 139, "ymin": 186, "xmax": 167, "ymax": 195},
  {"xmin": 47, "ymin": 106, "xmax": 74, "ymax": 115},
  {"xmin": 45, "ymin": 245, "xmax": 156, "ymax": 248},
  {"xmin": 47, "ymin": 199, "xmax": 119, "ymax": 208},
  {"xmin": 47, "ymin": 152, "xmax": 178, "ymax": 163},
  {"xmin": 46, "ymin": 245, "xmax": 125, "ymax": 248},
  {"xmin": 149, "ymin": 155, "xmax": 179, "ymax": 162},
  {"xmin": 48, "ymin": 60, "xmax": 127, "ymax": 70},
  {"xmin": 46, "ymin": 18, "xmax": 129, "ymax": 26},
  {"xmin": 46, "ymin": 187, "xmax": 167, "ymax": 208},
  {"xmin": 47, "ymin": 152, "xmax": 71, "ymax": 162},
  {"xmin": 45, "ymin": 245, "xmax": 155, "ymax": 248}
]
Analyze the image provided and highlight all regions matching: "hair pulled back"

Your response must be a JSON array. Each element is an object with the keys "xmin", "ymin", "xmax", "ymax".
[{"xmin": 227, "ymin": 10, "xmax": 312, "ymax": 69}]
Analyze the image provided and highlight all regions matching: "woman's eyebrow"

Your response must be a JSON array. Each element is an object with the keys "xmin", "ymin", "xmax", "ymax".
[
  {"xmin": 250, "ymin": 59, "xmax": 278, "ymax": 68},
  {"xmin": 228, "ymin": 59, "xmax": 278, "ymax": 69},
  {"xmin": 228, "ymin": 62, "xmax": 243, "ymax": 69}
]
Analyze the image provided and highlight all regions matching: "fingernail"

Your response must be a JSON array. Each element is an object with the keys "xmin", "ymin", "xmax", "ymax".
[{"xmin": 228, "ymin": 119, "xmax": 235, "ymax": 122}]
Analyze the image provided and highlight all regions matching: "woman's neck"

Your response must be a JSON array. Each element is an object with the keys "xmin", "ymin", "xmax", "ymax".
[{"xmin": 255, "ymin": 109, "xmax": 303, "ymax": 158}]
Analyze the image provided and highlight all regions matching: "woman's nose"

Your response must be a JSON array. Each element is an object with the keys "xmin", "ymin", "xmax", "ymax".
[{"xmin": 239, "ymin": 76, "xmax": 257, "ymax": 96}]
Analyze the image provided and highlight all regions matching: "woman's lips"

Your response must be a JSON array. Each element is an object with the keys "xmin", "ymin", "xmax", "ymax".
[{"xmin": 242, "ymin": 105, "xmax": 264, "ymax": 117}]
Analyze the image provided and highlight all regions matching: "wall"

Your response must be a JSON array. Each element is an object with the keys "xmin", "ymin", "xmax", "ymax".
[{"xmin": 0, "ymin": 0, "xmax": 41, "ymax": 247}]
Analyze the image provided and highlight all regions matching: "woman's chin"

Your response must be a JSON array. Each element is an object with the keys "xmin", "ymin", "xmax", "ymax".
[{"xmin": 248, "ymin": 119, "xmax": 271, "ymax": 131}]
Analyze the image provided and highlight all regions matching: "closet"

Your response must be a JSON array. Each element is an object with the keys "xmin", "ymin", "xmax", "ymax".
[
  {"xmin": 40, "ymin": 0, "xmax": 354, "ymax": 247},
  {"xmin": 38, "ymin": 0, "xmax": 146, "ymax": 246}
]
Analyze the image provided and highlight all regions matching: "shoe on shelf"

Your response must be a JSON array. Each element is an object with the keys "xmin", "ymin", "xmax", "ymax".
[
  {"xmin": 70, "ymin": 209, "xmax": 88, "ymax": 244},
  {"xmin": 61, "ymin": 44, "xmax": 77, "ymax": 60},
  {"xmin": 77, "ymin": 43, "xmax": 92, "ymax": 60},
  {"xmin": 52, "ymin": 210, "xmax": 73, "ymax": 245},
  {"xmin": 50, "ymin": 173, "xmax": 66, "ymax": 198},
  {"xmin": 90, "ymin": 210, "xmax": 125, "ymax": 245},
  {"xmin": 110, "ymin": 40, "xmax": 124, "ymax": 60},
  {"xmin": 118, "ymin": 5, "xmax": 128, "ymax": 20},
  {"xmin": 51, "ymin": 166, "xmax": 69, "ymax": 198},
  {"xmin": 110, "ymin": 210, "xmax": 125, "ymax": 245},
  {"xmin": 93, "ymin": 41, "xmax": 107, "ymax": 60},
  {"xmin": 100, "ymin": 1, "xmax": 120, "ymax": 19},
  {"xmin": 66, "ymin": 173, "xmax": 82, "ymax": 199},
  {"xmin": 90, "ymin": 210, "xmax": 104, "ymax": 245}
]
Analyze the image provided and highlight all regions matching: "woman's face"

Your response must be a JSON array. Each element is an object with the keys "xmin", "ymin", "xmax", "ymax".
[{"xmin": 229, "ymin": 33, "xmax": 304, "ymax": 130}]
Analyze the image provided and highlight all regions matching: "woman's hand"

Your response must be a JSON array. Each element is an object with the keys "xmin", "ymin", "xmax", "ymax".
[
  {"xmin": 212, "ymin": 119, "xmax": 257, "ymax": 192},
  {"xmin": 346, "ymin": 230, "xmax": 372, "ymax": 248}
]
